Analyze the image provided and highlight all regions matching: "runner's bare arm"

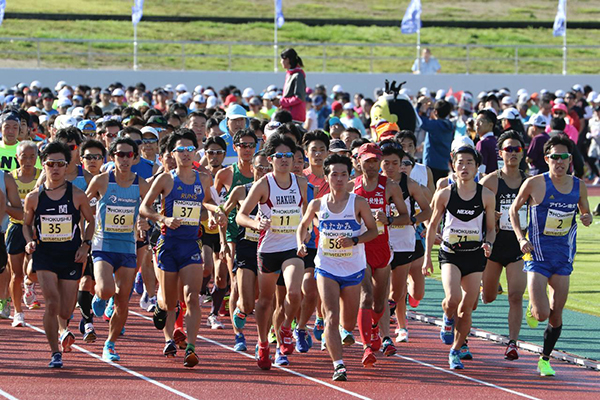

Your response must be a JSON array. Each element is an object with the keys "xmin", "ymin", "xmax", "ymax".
[
  {"xmin": 387, "ymin": 180, "xmax": 410, "ymax": 226},
  {"xmin": 74, "ymin": 187, "xmax": 96, "ymax": 263},
  {"xmin": 422, "ymin": 187, "xmax": 450, "ymax": 276},
  {"xmin": 297, "ymin": 175, "xmax": 309, "ymax": 214},
  {"xmin": 200, "ymin": 173, "xmax": 226, "ymax": 226},
  {"xmin": 221, "ymin": 185, "xmax": 245, "ymax": 216},
  {"xmin": 578, "ymin": 180, "xmax": 592, "ymax": 226},
  {"xmin": 237, "ymin": 176, "xmax": 268, "ymax": 231},
  {"xmin": 510, "ymin": 177, "xmax": 535, "ymax": 242},
  {"xmin": 214, "ymin": 166, "xmax": 233, "ymax": 194},
  {"xmin": 4, "ymin": 172, "xmax": 23, "ymax": 221},
  {"xmin": 85, "ymin": 172, "xmax": 108, "ymax": 202},
  {"xmin": 408, "ymin": 178, "xmax": 432, "ymax": 224},
  {"xmin": 338, "ymin": 195, "xmax": 378, "ymax": 248},
  {"xmin": 296, "ymin": 198, "xmax": 319, "ymax": 256},
  {"xmin": 482, "ymin": 186, "xmax": 497, "ymax": 257},
  {"xmin": 140, "ymin": 173, "xmax": 179, "ymax": 228},
  {"xmin": 23, "ymin": 191, "xmax": 39, "ymax": 254}
]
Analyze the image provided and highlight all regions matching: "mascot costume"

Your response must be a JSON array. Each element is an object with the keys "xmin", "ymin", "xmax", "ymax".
[{"xmin": 370, "ymin": 80, "xmax": 421, "ymax": 141}]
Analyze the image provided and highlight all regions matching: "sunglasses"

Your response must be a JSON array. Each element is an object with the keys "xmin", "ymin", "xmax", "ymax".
[
  {"xmin": 44, "ymin": 160, "xmax": 68, "ymax": 168},
  {"xmin": 68, "ymin": 144, "xmax": 78, "ymax": 151},
  {"xmin": 142, "ymin": 138, "xmax": 158, "ymax": 144},
  {"xmin": 105, "ymin": 132, "xmax": 118, "ymax": 138},
  {"xmin": 133, "ymin": 139, "xmax": 143, "ymax": 145},
  {"xmin": 401, "ymin": 160, "xmax": 414, "ymax": 167},
  {"xmin": 502, "ymin": 146, "xmax": 523, "ymax": 153},
  {"xmin": 352, "ymin": 154, "xmax": 359, "ymax": 160},
  {"xmin": 380, "ymin": 142, "xmax": 402, "ymax": 151},
  {"xmin": 206, "ymin": 149, "xmax": 225, "ymax": 155},
  {"xmin": 235, "ymin": 142, "xmax": 257, "ymax": 149},
  {"xmin": 271, "ymin": 152, "xmax": 294, "ymax": 159},
  {"xmin": 82, "ymin": 154, "xmax": 104, "ymax": 161},
  {"xmin": 547, "ymin": 153, "xmax": 571, "ymax": 160},
  {"xmin": 114, "ymin": 151, "xmax": 135, "ymax": 159},
  {"xmin": 172, "ymin": 146, "xmax": 197, "ymax": 153},
  {"xmin": 254, "ymin": 165, "xmax": 272, "ymax": 172}
]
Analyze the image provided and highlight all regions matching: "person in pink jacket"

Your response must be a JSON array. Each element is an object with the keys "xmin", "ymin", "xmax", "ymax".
[{"xmin": 279, "ymin": 48, "xmax": 307, "ymax": 123}]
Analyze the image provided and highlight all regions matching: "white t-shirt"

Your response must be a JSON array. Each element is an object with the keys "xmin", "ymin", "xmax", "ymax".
[{"xmin": 305, "ymin": 109, "xmax": 318, "ymax": 131}]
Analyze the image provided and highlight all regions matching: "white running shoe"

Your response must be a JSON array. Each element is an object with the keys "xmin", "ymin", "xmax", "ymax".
[
  {"xmin": 207, "ymin": 314, "xmax": 224, "ymax": 330},
  {"xmin": 395, "ymin": 328, "xmax": 409, "ymax": 343},
  {"xmin": 11, "ymin": 312, "xmax": 25, "ymax": 327},
  {"xmin": 146, "ymin": 296, "xmax": 157, "ymax": 313},
  {"xmin": 139, "ymin": 291, "xmax": 150, "ymax": 310},
  {"xmin": 23, "ymin": 283, "xmax": 37, "ymax": 309}
]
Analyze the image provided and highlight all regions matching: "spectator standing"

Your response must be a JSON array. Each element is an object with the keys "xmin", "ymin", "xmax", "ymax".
[
  {"xmin": 279, "ymin": 48, "xmax": 306, "ymax": 123},
  {"xmin": 526, "ymin": 114, "xmax": 550, "ymax": 176},
  {"xmin": 419, "ymin": 99, "xmax": 454, "ymax": 184},
  {"xmin": 412, "ymin": 48, "xmax": 441, "ymax": 75},
  {"xmin": 475, "ymin": 110, "xmax": 499, "ymax": 174}
]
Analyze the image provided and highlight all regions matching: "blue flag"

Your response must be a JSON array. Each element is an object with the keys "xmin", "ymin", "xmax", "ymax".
[
  {"xmin": 132, "ymin": 0, "xmax": 144, "ymax": 26},
  {"xmin": 0, "ymin": 0, "xmax": 6, "ymax": 28},
  {"xmin": 275, "ymin": 0, "xmax": 284, "ymax": 28},
  {"xmin": 401, "ymin": 0, "xmax": 422, "ymax": 34},
  {"xmin": 553, "ymin": 0, "xmax": 566, "ymax": 37}
]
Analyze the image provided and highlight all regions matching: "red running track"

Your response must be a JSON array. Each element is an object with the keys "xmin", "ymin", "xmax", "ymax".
[{"xmin": 0, "ymin": 297, "xmax": 599, "ymax": 400}]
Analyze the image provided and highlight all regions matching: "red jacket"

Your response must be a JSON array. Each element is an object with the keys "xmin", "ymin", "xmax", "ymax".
[{"xmin": 280, "ymin": 68, "xmax": 307, "ymax": 122}]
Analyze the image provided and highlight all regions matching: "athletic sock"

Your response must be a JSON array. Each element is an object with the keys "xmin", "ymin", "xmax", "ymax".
[
  {"xmin": 78, "ymin": 290, "xmax": 93, "ymax": 324},
  {"xmin": 542, "ymin": 324, "xmax": 562, "ymax": 358},
  {"xmin": 210, "ymin": 286, "xmax": 227, "ymax": 315},
  {"xmin": 175, "ymin": 303, "xmax": 185, "ymax": 330},
  {"xmin": 357, "ymin": 308, "xmax": 372, "ymax": 346},
  {"xmin": 333, "ymin": 359, "xmax": 344, "ymax": 368},
  {"xmin": 371, "ymin": 310, "xmax": 384, "ymax": 326},
  {"xmin": 201, "ymin": 276, "xmax": 211, "ymax": 295},
  {"xmin": 186, "ymin": 343, "xmax": 195, "ymax": 353}
]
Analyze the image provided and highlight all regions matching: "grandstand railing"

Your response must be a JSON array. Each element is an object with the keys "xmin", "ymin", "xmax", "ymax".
[{"xmin": 0, "ymin": 37, "xmax": 598, "ymax": 75}]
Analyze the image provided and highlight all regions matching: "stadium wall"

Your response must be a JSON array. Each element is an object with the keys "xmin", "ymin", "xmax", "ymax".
[{"xmin": 1, "ymin": 69, "xmax": 598, "ymax": 96}]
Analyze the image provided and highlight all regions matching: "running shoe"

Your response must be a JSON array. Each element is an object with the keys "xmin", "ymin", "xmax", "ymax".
[
  {"xmin": 103, "ymin": 341, "xmax": 120, "ymax": 361},
  {"xmin": 173, "ymin": 327, "xmax": 188, "ymax": 350},
  {"xmin": 313, "ymin": 318, "xmax": 325, "ymax": 341},
  {"xmin": 134, "ymin": 272, "xmax": 144, "ymax": 295},
  {"xmin": 340, "ymin": 327, "xmax": 355, "ymax": 347},
  {"xmin": 440, "ymin": 315, "xmax": 455, "ymax": 345},
  {"xmin": 526, "ymin": 301, "xmax": 538, "ymax": 329},
  {"xmin": 395, "ymin": 328, "xmax": 409, "ymax": 343},
  {"xmin": 279, "ymin": 326, "xmax": 294, "ymax": 355},
  {"xmin": 408, "ymin": 294, "xmax": 420, "ymax": 308},
  {"xmin": 163, "ymin": 340, "xmax": 177, "ymax": 358},
  {"xmin": 458, "ymin": 343, "xmax": 473, "ymax": 360},
  {"xmin": 203, "ymin": 294, "xmax": 212, "ymax": 304},
  {"xmin": 382, "ymin": 337, "xmax": 397, "ymax": 356},
  {"xmin": 307, "ymin": 331, "xmax": 313, "ymax": 349},
  {"xmin": 537, "ymin": 357, "xmax": 555, "ymax": 377},
  {"xmin": 232, "ymin": 307, "xmax": 247, "ymax": 329},
  {"xmin": 449, "ymin": 350, "xmax": 464, "ymax": 369},
  {"xmin": 48, "ymin": 352, "xmax": 63, "ymax": 368},
  {"xmin": 321, "ymin": 339, "xmax": 327, "ymax": 351},
  {"xmin": 207, "ymin": 313, "xmax": 224, "ymax": 330},
  {"xmin": 294, "ymin": 328, "xmax": 310, "ymax": 353},
  {"xmin": 361, "ymin": 347, "xmax": 377, "ymax": 368},
  {"xmin": 104, "ymin": 297, "xmax": 115, "ymax": 319},
  {"xmin": 332, "ymin": 364, "xmax": 348, "ymax": 381},
  {"xmin": 60, "ymin": 330, "xmax": 75, "ymax": 353},
  {"xmin": 274, "ymin": 348, "xmax": 289, "ymax": 366},
  {"xmin": 183, "ymin": 348, "xmax": 199, "ymax": 368},
  {"xmin": 153, "ymin": 305, "xmax": 168, "ymax": 330},
  {"xmin": 291, "ymin": 319, "xmax": 297, "ymax": 331},
  {"xmin": 11, "ymin": 312, "xmax": 25, "ymax": 327},
  {"xmin": 83, "ymin": 323, "xmax": 97, "ymax": 343},
  {"xmin": 139, "ymin": 291, "xmax": 150, "ymax": 310},
  {"xmin": 147, "ymin": 296, "xmax": 157, "ymax": 313},
  {"xmin": 91, "ymin": 295, "xmax": 107, "ymax": 318},
  {"xmin": 23, "ymin": 283, "xmax": 39, "ymax": 309},
  {"xmin": 371, "ymin": 325, "xmax": 382, "ymax": 352},
  {"xmin": 498, "ymin": 283, "xmax": 504, "ymax": 294},
  {"xmin": 255, "ymin": 344, "xmax": 272, "ymax": 370},
  {"xmin": 504, "ymin": 341, "xmax": 519, "ymax": 360},
  {"xmin": 268, "ymin": 326, "xmax": 277, "ymax": 344},
  {"xmin": 234, "ymin": 333, "xmax": 247, "ymax": 352},
  {"xmin": 0, "ymin": 299, "xmax": 11, "ymax": 319},
  {"xmin": 389, "ymin": 299, "xmax": 397, "ymax": 317}
]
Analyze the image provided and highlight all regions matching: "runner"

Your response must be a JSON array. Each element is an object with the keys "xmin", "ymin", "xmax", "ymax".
[
  {"xmin": 236, "ymin": 133, "xmax": 307, "ymax": 370},
  {"xmin": 351, "ymin": 142, "xmax": 409, "ymax": 366},
  {"xmin": 140, "ymin": 129, "xmax": 224, "ymax": 368},
  {"xmin": 23, "ymin": 141, "xmax": 95, "ymax": 368},
  {"xmin": 297, "ymin": 154, "xmax": 378, "ymax": 381},
  {"xmin": 479, "ymin": 130, "xmax": 528, "ymax": 360},
  {"xmin": 423, "ymin": 145, "xmax": 496, "ymax": 370},
  {"xmin": 87, "ymin": 137, "xmax": 150, "ymax": 361},
  {"xmin": 509, "ymin": 134, "xmax": 592, "ymax": 376}
]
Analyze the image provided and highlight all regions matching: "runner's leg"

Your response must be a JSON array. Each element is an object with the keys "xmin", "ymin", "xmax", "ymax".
[
  {"xmin": 317, "ymin": 274, "xmax": 341, "ymax": 362},
  {"xmin": 527, "ymin": 271, "xmax": 550, "ymax": 322},
  {"xmin": 481, "ymin": 260, "xmax": 503, "ymax": 304},
  {"xmin": 37, "ymin": 271, "xmax": 60, "ymax": 353},
  {"xmin": 107, "ymin": 266, "xmax": 136, "ymax": 343},
  {"xmin": 453, "ymin": 271, "xmax": 482, "ymax": 350},
  {"xmin": 178, "ymin": 263, "xmax": 203, "ymax": 347},
  {"xmin": 506, "ymin": 260, "xmax": 526, "ymax": 341}
]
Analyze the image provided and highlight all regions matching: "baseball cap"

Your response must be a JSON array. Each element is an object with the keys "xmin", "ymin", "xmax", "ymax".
[
  {"xmin": 57, "ymin": 98, "xmax": 72, "ymax": 108},
  {"xmin": 312, "ymin": 96, "xmax": 324, "ymax": 106},
  {"xmin": 194, "ymin": 85, "xmax": 204, "ymax": 94},
  {"xmin": 342, "ymin": 102, "xmax": 354, "ymax": 111},
  {"xmin": 224, "ymin": 94, "xmax": 237, "ymax": 106},
  {"xmin": 147, "ymin": 115, "xmax": 168, "ymax": 127},
  {"xmin": 554, "ymin": 89, "xmax": 565, "ymax": 98},
  {"xmin": 498, "ymin": 107, "xmax": 520, "ymax": 120},
  {"xmin": 375, "ymin": 121, "xmax": 400, "ymax": 140},
  {"xmin": 112, "ymin": 88, "xmax": 125, "ymax": 97},
  {"xmin": 141, "ymin": 126, "xmax": 159, "ymax": 138},
  {"xmin": 71, "ymin": 107, "xmax": 85, "ymax": 119},
  {"xmin": 331, "ymin": 101, "xmax": 342, "ymax": 112},
  {"xmin": 451, "ymin": 136, "xmax": 475, "ymax": 153},
  {"xmin": 133, "ymin": 100, "xmax": 150, "ymax": 110},
  {"xmin": 193, "ymin": 94, "xmax": 206, "ymax": 103},
  {"xmin": 572, "ymin": 84, "xmax": 584, "ymax": 93},
  {"xmin": 586, "ymin": 91, "xmax": 598, "ymax": 103},
  {"xmin": 419, "ymin": 87, "xmax": 430, "ymax": 97},
  {"xmin": 226, "ymin": 104, "xmax": 248, "ymax": 120},
  {"xmin": 266, "ymin": 84, "xmax": 277, "ymax": 92},
  {"xmin": 329, "ymin": 117, "xmax": 342, "ymax": 126},
  {"xmin": 249, "ymin": 97, "xmax": 262, "ymax": 106},
  {"xmin": 501, "ymin": 96, "xmax": 514, "ymax": 106},
  {"xmin": 329, "ymin": 139, "xmax": 348, "ymax": 153},
  {"xmin": 242, "ymin": 87, "xmax": 255, "ymax": 98},
  {"xmin": 552, "ymin": 103, "xmax": 568, "ymax": 113},
  {"xmin": 530, "ymin": 114, "xmax": 547, "ymax": 128},
  {"xmin": 516, "ymin": 88, "xmax": 528, "ymax": 97},
  {"xmin": 436, "ymin": 89, "xmax": 446, "ymax": 100},
  {"xmin": 27, "ymin": 106, "xmax": 42, "ymax": 114},
  {"xmin": 42, "ymin": 92, "xmax": 55, "ymax": 100},
  {"xmin": 518, "ymin": 93, "xmax": 530, "ymax": 104},
  {"xmin": 54, "ymin": 115, "xmax": 77, "ymax": 130},
  {"xmin": 445, "ymin": 96, "xmax": 457, "ymax": 106},
  {"xmin": 264, "ymin": 121, "xmax": 282, "ymax": 138},
  {"xmin": 358, "ymin": 143, "xmax": 383, "ymax": 161},
  {"xmin": 332, "ymin": 84, "xmax": 344, "ymax": 93},
  {"xmin": 459, "ymin": 100, "xmax": 473, "ymax": 113},
  {"xmin": 30, "ymin": 80, "xmax": 41, "ymax": 90},
  {"xmin": 206, "ymin": 96, "xmax": 218, "ymax": 108},
  {"xmin": 54, "ymin": 80, "xmax": 67, "ymax": 92},
  {"xmin": 176, "ymin": 83, "xmax": 188, "ymax": 92},
  {"xmin": 177, "ymin": 92, "xmax": 192, "ymax": 104},
  {"xmin": 77, "ymin": 119, "xmax": 97, "ymax": 133},
  {"xmin": 58, "ymin": 87, "xmax": 72, "ymax": 98}
]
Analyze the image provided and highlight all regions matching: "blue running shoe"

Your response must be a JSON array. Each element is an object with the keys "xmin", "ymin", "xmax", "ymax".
[
  {"xmin": 103, "ymin": 341, "xmax": 120, "ymax": 362},
  {"xmin": 313, "ymin": 318, "xmax": 324, "ymax": 342},
  {"xmin": 459, "ymin": 343, "xmax": 473, "ymax": 360},
  {"xmin": 120, "ymin": 326, "xmax": 125, "ymax": 336},
  {"xmin": 104, "ymin": 297, "xmax": 115, "ymax": 319},
  {"xmin": 440, "ymin": 315, "xmax": 455, "ymax": 345},
  {"xmin": 307, "ymin": 331, "xmax": 313, "ymax": 349},
  {"xmin": 449, "ymin": 349, "xmax": 464, "ymax": 369},
  {"xmin": 294, "ymin": 328, "xmax": 309, "ymax": 353},
  {"xmin": 233, "ymin": 307, "xmax": 247, "ymax": 330},
  {"xmin": 340, "ymin": 327, "xmax": 355, "ymax": 347},
  {"xmin": 79, "ymin": 318, "xmax": 86, "ymax": 335},
  {"xmin": 234, "ymin": 333, "xmax": 247, "ymax": 352},
  {"xmin": 134, "ymin": 272, "xmax": 144, "ymax": 295},
  {"xmin": 91, "ymin": 295, "xmax": 107, "ymax": 318},
  {"xmin": 274, "ymin": 349, "xmax": 289, "ymax": 366},
  {"xmin": 48, "ymin": 352, "xmax": 63, "ymax": 368}
]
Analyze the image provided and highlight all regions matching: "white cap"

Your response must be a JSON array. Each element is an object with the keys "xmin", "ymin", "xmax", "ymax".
[
  {"xmin": 594, "ymin": 95, "xmax": 600, "ymax": 104},
  {"xmin": 30, "ymin": 80, "xmax": 41, "ymax": 90},
  {"xmin": 342, "ymin": 102, "xmax": 354, "ymax": 110},
  {"xmin": 501, "ymin": 96, "xmax": 514, "ymax": 105},
  {"xmin": 477, "ymin": 91, "xmax": 488, "ymax": 100},
  {"xmin": 39, "ymin": 114, "xmax": 49, "ymax": 125},
  {"xmin": 177, "ymin": 92, "xmax": 192, "ymax": 104},
  {"xmin": 54, "ymin": 115, "xmax": 77, "ymax": 129},
  {"xmin": 58, "ymin": 87, "xmax": 72, "ymax": 98},
  {"xmin": 203, "ymin": 89, "xmax": 216, "ymax": 97},
  {"xmin": 264, "ymin": 121, "xmax": 282, "ymax": 139},
  {"xmin": 540, "ymin": 89, "xmax": 549, "ymax": 96},
  {"xmin": 242, "ymin": 87, "xmax": 255, "ymax": 98},
  {"xmin": 451, "ymin": 136, "xmax": 475, "ymax": 152},
  {"xmin": 263, "ymin": 91, "xmax": 277, "ymax": 100},
  {"xmin": 586, "ymin": 91, "xmax": 598, "ymax": 103},
  {"xmin": 0, "ymin": 93, "xmax": 4, "ymax": 105},
  {"xmin": 399, "ymin": 88, "xmax": 411, "ymax": 96},
  {"xmin": 332, "ymin": 84, "xmax": 344, "ymax": 93},
  {"xmin": 419, "ymin": 87, "xmax": 430, "ymax": 97},
  {"xmin": 112, "ymin": 88, "xmax": 125, "ymax": 97},
  {"xmin": 498, "ymin": 88, "xmax": 510, "ymax": 96},
  {"xmin": 164, "ymin": 84, "xmax": 174, "ymax": 93},
  {"xmin": 71, "ymin": 107, "xmax": 85, "ymax": 119},
  {"xmin": 141, "ymin": 126, "xmax": 159, "ymax": 138},
  {"xmin": 266, "ymin": 84, "xmax": 277, "ymax": 92},
  {"xmin": 435, "ymin": 89, "xmax": 446, "ymax": 100},
  {"xmin": 516, "ymin": 88, "xmax": 528, "ymax": 97},
  {"xmin": 499, "ymin": 107, "xmax": 520, "ymax": 120},
  {"xmin": 518, "ymin": 93, "xmax": 530, "ymax": 104},
  {"xmin": 193, "ymin": 94, "xmax": 206, "ymax": 103},
  {"xmin": 555, "ymin": 89, "xmax": 565, "ymax": 98},
  {"xmin": 445, "ymin": 95, "xmax": 457, "ymax": 106},
  {"xmin": 27, "ymin": 106, "xmax": 42, "ymax": 114},
  {"xmin": 176, "ymin": 83, "xmax": 188, "ymax": 92},
  {"xmin": 572, "ymin": 84, "xmax": 584, "ymax": 93},
  {"xmin": 54, "ymin": 80, "xmax": 67, "ymax": 92},
  {"xmin": 57, "ymin": 97, "xmax": 72, "ymax": 108},
  {"xmin": 194, "ymin": 85, "xmax": 204, "ymax": 94},
  {"xmin": 206, "ymin": 95, "xmax": 218, "ymax": 108}
]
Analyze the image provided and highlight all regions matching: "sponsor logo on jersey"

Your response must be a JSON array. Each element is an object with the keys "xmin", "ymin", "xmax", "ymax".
[{"xmin": 456, "ymin": 209, "xmax": 475, "ymax": 215}]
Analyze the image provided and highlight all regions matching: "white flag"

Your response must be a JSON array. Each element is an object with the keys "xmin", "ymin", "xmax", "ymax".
[
  {"xmin": 275, "ymin": 0, "xmax": 284, "ymax": 28},
  {"xmin": 401, "ymin": 0, "xmax": 422, "ymax": 34},
  {"xmin": 553, "ymin": 0, "xmax": 566, "ymax": 37},
  {"xmin": 0, "ymin": 0, "xmax": 6, "ymax": 28},
  {"xmin": 132, "ymin": 0, "xmax": 144, "ymax": 26}
]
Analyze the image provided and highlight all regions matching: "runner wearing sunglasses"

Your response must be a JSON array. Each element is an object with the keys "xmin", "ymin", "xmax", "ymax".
[
  {"xmin": 479, "ymin": 131, "xmax": 528, "ymax": 361},
  {"xmin": 509, "ymin": 134, "xmax": 592, "ymax": 377},
  {"xmin": 237, "ymin": 133, "xmax": 308, "ymax": 370}
]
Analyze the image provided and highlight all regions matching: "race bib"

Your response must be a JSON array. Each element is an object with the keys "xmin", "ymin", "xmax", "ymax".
[
  {"xmin": 389, "ymin": 205, "xmax": 404, "ymax": 230},
  {"xmin": 499, "ymin": 204, "xmax": 527, "ymax": 231},
  {"xmin": 448, "ymin": 227, "xmax": 480, "ymax": 244},
  {"xmin": 105, "ymin": 205, "xmax": 135, "ymax": 233},
  {"xmin": 372, "ymin": 209, "xmax": 385, "ymax": 235},
  {"xmin": 244, "ymin": 228, "xmax": 260, "ymax": 242},
  {"xmin": 40, "ymin": 215, "xmax": 72, "ymax": 242},
  {"xmin": 543, "ymin": 208, "xmax": 574, "ymax": 236},
  {"xmin": 271, "ymin": 207, "xmax": 301, "ymax": 234},
  {"xmin": 320, "ymin": 231, "xmax": 352, "ymax": 258},
  {"xmin": 173, "ymin": 200, "xmax": 202, "ymax": 226}
]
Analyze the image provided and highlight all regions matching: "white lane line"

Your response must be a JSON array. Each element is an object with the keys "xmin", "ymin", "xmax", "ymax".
[
  {"xmin": 130, "ymin": 311, "xmax": 373, "ymax": 400},
  {"xmin": 16, "ymin": 319, "xmax": 199, "ymax": 400},
  {"xmin": 0, "ymin": 388, "xmax": 20, "ymax": 400}
]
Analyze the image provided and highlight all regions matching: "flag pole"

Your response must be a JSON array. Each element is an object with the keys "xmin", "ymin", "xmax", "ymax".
[
  {"xmin": 274, "ymin": 0, "xmax": 278, "ymax": 73},
  {"xmin": 562, "ymin": 0, "xmax": 567, "ymax": 75},
  {"xmin": 133, "ymin": 23, "xmax": 138, "ymax": 71},
  {"xmin": 417, "ymin": 28, "xmax": 421, "ymax": 74}
]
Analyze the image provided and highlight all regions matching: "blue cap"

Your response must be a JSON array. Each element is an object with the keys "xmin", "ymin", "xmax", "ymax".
[
  {"xmin": 77, "ymin": 119, "xmax": 97, "ymax": 132},
  {"xmin": 313, "ymin": 96, "xmax": 324, "ymax": 106},
  {"xmin": 329, "ymin": 116, "xmax": 342, "ymax": 126}
]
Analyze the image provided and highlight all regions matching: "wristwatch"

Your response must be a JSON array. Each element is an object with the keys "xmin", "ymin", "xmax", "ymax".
[
  {"xmin": 352, "ymin": 237, "xmax": 359, "ymax": 246},
  {"xmin": 83, "ymin": 239, "xmax": 92, "ymax": 247},
  {"xmin": 410, "ymin": 215, "xmax": 417, "ymax": 225},
  {"xmin": 387, "ymin": 216, "xmax": 394, "ymax": 226}
]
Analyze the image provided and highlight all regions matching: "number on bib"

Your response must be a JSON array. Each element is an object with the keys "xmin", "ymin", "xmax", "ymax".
[
  {"xmin": 173, "ymin": 200, "xmax": 202, "ymax": 226},
  {"xmin": 499, "ymin": 204, "xmax": 527, "ymax": 231},
  {"xmin": 543, "ymin": 208, "xmax": 574, "ymax": 236},
  {"xmin": 105, "ymin": 205, "xmax": 135, "ymax": 233},
  {"xmin": 244, "ymin": 228, "xmax": 260, "ymax": 242},
  {"xmin": 320, "ymin": 232, "xmax": 352, "ymax": 258},
  {"xmin": 271, "ymin": 207, "xmax": 301, "ymax": 234},
  {"xmin": 40, "ymin": 215, "xmax": 72, "ymax": 242},
  {"xmin": 448, "ymin": 228, "xmax": 480, "ymax": 245}
]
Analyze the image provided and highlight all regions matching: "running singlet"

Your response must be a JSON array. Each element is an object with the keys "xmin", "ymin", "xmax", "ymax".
[
  {"xmin": 257, "ymin": 172, "xmax": 303, "ymax": 253},
  {"xmin": 410, "ymin": 163, "xmax": 428, "ymax": 187},
  {"xmin": 236, "ymin": 183, "xmax": 260, "ymax": 245},
  {"xmin": 161, "ymin": 170, "xmax": 204, "ymax": 240},
  {"xmin": 497, "ymin": 170, "xmax": 528, "ymax": 231},
  {"xmin": 440, "ymin": 183, "xmax": 485, "ymax": 253},
  {"xmin": 34, "ymin": 182, "xmax": 81, "ymax": 252},
  {"xmin": 72, "ymin": 165, "xmax": 88, "ymax": 191},
  {"xmin": 224, "ymin": 163, "xmax": 254, "ymax": 241},
  {"xmin": 201, "ymin": 186, "xmax": 221, "ymax": 235},
  {"xmin": 315, "ymin": 193, "xmax": 366, "ymax": 277},
  {"xmin": 525, "ymin": 173, "xmax": 579, "ymax": 263},
  {"xmin": 10, "ymin": 168, "xmax": 40, "ymax": 224},
  {"xmin": 389, "ymin": 173, "xmax": 416, "ymax": 253},
  {"xmin": 92, "ymin": 171, "xmax": 140, "ymax": 254},
  {"xmin": 353, "ymin": 174, "xmax": 389, "ymax": 243},
  {"xmin": 303, "ymin": 168, "xmax": 330, "ymax": 199}
]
